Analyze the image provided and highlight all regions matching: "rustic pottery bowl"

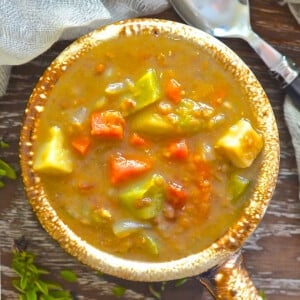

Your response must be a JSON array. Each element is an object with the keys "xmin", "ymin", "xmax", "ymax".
[{"xmin": 20, "ymin": 18, "xmax": 279, "ymax": 299}]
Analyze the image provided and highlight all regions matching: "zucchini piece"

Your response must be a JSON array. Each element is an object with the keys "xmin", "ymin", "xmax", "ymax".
[
  {"xmin": 119, "ymin": 174, "xmax": 165, "ymax": 220},
  {"xmin": 175, "ymin": 98, "xmax": 214, "ymax": 134},
  {"xmin": 33, "ymin": 126, "xmax": 73, "ymax": 175},
  {"xmin": 141, "ymin": 232, "xmax": 159, "ymax": 255},
  {"xmin": 229, "ymin": 174, "xmax": 250, "ymax": 202}
]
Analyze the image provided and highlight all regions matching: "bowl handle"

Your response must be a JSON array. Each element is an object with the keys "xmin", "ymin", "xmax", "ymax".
[{"xmin": 196, "ymin": 251, "xmax": 263, "ymax": 299}]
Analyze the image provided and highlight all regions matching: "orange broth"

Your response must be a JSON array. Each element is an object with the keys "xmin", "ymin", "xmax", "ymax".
[{"xmin": 33, "ymin": 32, "xmax": 263, "ymax": 262}]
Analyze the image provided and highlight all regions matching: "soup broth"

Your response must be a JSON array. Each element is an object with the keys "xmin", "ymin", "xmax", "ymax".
[{"xmin": 32, "ymin": 32, "xmax": 263, "ymax": 262}]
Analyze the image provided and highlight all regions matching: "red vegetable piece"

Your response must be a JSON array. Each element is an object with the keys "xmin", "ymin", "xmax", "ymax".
[
  {"xmin": 129, "ymin": 133, "xmax": 149, "ymax": 147},
  {"xmin": 165, "ymin": 78, "xmax": 182, "ymax": 103},
  {"xmin": 167, "ymin": 182, "xmax": 187, "ymax": 208},
  {"xmin": 71, "ymin": 135, "xmax": 91, "ymax": 155},
  {"xmin": 193, "ymin": 158, "xmax": 212, "ymax": 192},
  {"xmin": 110, "ymin": 153, "xmax": 152, "ymax": 185},
  {"xmin": 90, "ymin": 110, "xmax": 125, "ymax": 139},
  {"xmin": 164, "ymin": 139, "xmax": 188, "ymax": 160}
]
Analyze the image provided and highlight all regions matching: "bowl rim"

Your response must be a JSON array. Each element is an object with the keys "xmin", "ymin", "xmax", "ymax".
[{"xmin": 19, "ymin": 18, "xmax": 280, "ymax": 281}]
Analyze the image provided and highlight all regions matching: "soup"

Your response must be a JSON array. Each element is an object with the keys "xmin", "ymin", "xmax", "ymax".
[{"xmin": 32, "ymin": 32, "xmax": 263, "ymax": 262}]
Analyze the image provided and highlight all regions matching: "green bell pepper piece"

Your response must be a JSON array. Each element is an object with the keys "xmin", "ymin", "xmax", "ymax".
[{"xmin": 119, "ymin": 174, "xmax": 165, "ymax": 220}]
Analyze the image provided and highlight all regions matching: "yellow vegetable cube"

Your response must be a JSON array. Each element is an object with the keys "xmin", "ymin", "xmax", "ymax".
[
  {"xmin": 33, "ymin": 126, "xmax": 73, "ymax": 174},
  {"xmin": 215, "ymin": 119, "xmax": 263, "ymax": 168}
]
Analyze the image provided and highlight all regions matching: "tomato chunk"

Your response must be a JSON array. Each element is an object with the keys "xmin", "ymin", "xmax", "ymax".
[
  {"xmin": 71, "ymin": 135, "xmax": 91, "ymax": 155},
  {"xmin": 167, "ymin": 182, "xmax": 187, "ymax": 208},
  {"xmin": 164, "ymin": 139, "xmax": 189, "ymax": 160},
  {"xmin": 165, "ymin": 78, "xmax": 182, "ymax": 103},
  {"xmin": 110, "ymin": 153, "xmax": 152, "ymax": 185},
  {"xmin": 90, "ymin": 110, "xmax": 125, "ymax": 139}
]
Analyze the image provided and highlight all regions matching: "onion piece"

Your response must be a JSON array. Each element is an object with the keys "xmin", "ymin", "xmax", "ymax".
[{"xmin": 112, "ymin": 219, "xmax": 151, "ymax": 238}]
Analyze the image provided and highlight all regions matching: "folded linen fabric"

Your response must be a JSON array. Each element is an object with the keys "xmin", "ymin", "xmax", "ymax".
[{"xmin": 0, "ymin": 0, "xmax": 169, "ymax": 95}]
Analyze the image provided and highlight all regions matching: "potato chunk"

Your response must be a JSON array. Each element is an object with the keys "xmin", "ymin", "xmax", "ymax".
[
  {"xmin": 33, "ymin": 126, "xmax": 73, "ymax": 174},
  {"xmin": 215, "ymin": 119, "xmax": 263, "ymax": 168}
]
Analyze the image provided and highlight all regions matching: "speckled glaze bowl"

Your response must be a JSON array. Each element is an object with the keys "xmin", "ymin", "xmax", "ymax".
[{"xmin": 19, "ymin": 19, "xmax": 279, "ymax": 299}]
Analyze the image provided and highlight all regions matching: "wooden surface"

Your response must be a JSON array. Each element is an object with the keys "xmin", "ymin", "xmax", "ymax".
[{"xmin": 1, "ymin": 1, "xmax": 300, "ymax": 299}]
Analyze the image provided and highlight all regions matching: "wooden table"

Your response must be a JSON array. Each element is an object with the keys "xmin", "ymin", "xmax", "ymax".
[{"xmin": 1, "ymin": 1, "xmax": 300, "ymax": 299}]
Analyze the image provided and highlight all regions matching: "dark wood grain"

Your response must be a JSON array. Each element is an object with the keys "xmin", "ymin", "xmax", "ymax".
[{"xmin": 1, "ymin": 1, "xmax": 300, "ymax": 299}]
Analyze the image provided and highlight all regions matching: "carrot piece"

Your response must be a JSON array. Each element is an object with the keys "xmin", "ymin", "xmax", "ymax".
[
  {"xmin": 109, "ymin": 153, "xmax": 152, "ymax": 185},
  {"xmin": 71, "ymin": 135, "xmax": 91, "ymax": 155},
  {"xmin": 164, "ymin": 139, "xmax": 189, "ymax": 160},
  {"xmin": 167, "ymin": 182, "xmax": 187, "ymax": 208},
  {"xmin": 129, "ymin": 133, "xmax": 149, "ymax": 147},
  {"xmin": 165, "ymin": 78, "xmax": 182, "ymax": 103},
  {"xmin": 90, "ymin": 110, "xmax": 125, "ymax": 139}
]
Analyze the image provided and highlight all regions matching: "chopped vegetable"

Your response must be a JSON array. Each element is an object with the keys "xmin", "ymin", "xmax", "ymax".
[
  {"xmin": 71, "ymin": 135, "xmax": 91, "ymax": 155},
  {"xmin": 133, "ymin": 68, "xmax": 161, "ymax": 112},
  {"xmin": 130, "ymin": 111, "xmax": 174, "ymax": 136},
  {"xmin": 119, "ymin": 174, "xmax": 165, "ymax": 219},
  {"xmin": 129, "ymin": 133, "xmax": 149, "ymax": 147},
  {"xmin": 105, "ymin": 82, "xmax": 126, "ymax": 95},
  {"xmin": 70, "ymin": 107, "xmax": 88, "ymax": 127},
  {"xmin": 90, "ymin": 110, "xmax": 125, "ymax": 139},
  {"xmin": 164, "ymin": 139, "xmax": 189, "ymax": 160},
  {"xmin": 165, "ymin": 78, "xmax": 182, "ymax": 103},
  {"xmin": 33, "ymin": 126, "xmax": 73, "ymax": 174},
  {"xmin": 141, "ymin": 232, "xmax": 159, "ymax": 255},
  {"xmin": 109, "ymin": 153, "xmax": 152, "ymax": 185},
  {"xmin": 112, "ymin": 219, "xmax": 151, "ymax": 238},
  {"xmin": 215, "ymin": 119, "xmax": 263, "ymax": 168},
  {"xmin": 175, "ymin": 98, "xmax": 214, "ymax": 134},
  {"xmin": 167, "ymin": 182, "xmax": 187, "ymax": 208},
  {"xmin": 229, "ymin": 174, "xmax": 250, "ymax": 201}
]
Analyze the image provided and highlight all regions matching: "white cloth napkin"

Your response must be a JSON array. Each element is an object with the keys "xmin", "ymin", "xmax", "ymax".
[
  {"xmin": 0, "ymin": 0, "xmax": 169, "ymax": 95},
  {"xmin": 0, "ymin": 0, "xmax": 299, "ymax": 197}
]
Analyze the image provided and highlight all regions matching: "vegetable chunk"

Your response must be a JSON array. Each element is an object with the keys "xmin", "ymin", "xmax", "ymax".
[
  {"xmin": 228, "ymin": 174, "xmax": 250, "ymax": 201},
  {"xmin": 33, "ymin": 126, "xmax": 73, "ymax": 174},
  {"xmin": 133, "ymin": 69, "xmax": 161, "ymax": 112},
  {"xmin": 110, "ymin": 153, "xmax": 152, "ymax": 185},
  {"xmin": 119, "ymin": 174, "xmax": 165, "ymax": 219},
  {"xmin": 90, "ymin": 110, "xmax": 125, "ymax": 139},
  {"xmin": 215, "ymin": 119, "xmax": 263, "ymax": 168}
]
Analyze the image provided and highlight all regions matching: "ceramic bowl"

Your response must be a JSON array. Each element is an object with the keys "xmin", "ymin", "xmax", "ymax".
[{"xmin": 19, "ymin": 18, "xmax": 279, "ymax": 283}]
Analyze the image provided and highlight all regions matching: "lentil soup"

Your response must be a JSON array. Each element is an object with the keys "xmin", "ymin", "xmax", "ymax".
[{"xmin": 31, "ymin": 28, "xmax": 264, "ymax": 262}]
